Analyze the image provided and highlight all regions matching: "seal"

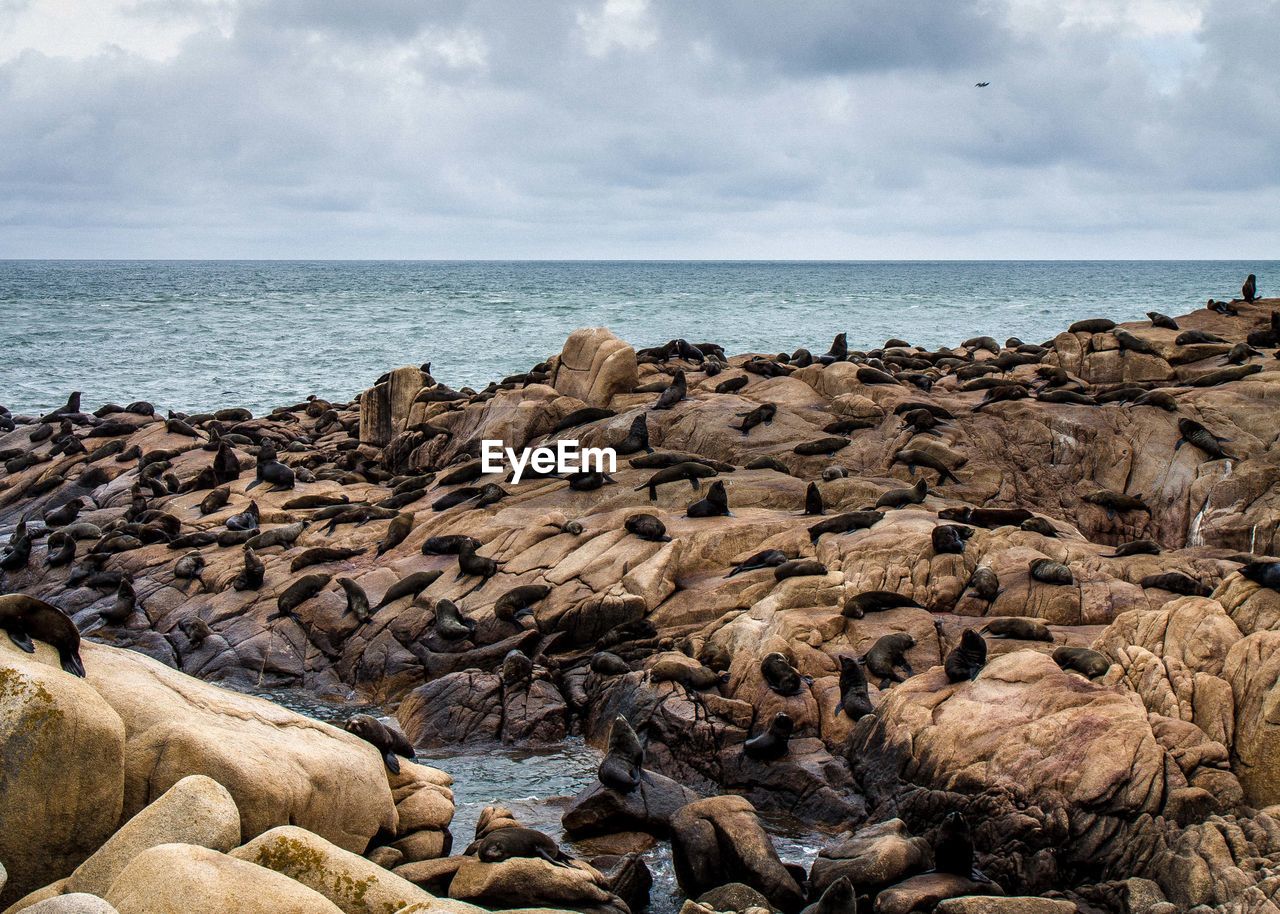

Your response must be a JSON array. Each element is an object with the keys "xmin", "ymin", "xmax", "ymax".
[
  {"xmin": 735, "ymin": 403, "xmax": 777, "ymax": 435},
  {"xmin": 774, "ymin": 558, "xmax": 827, "ymax": 580},
  {"xmin": 375, "ymin": 570, "xmax": 442, "ymax": 610},
  {"xmin": 0, "ymin": 594, "xmax": 85, "ymax": 676},
  {"xmin": 636, "ymin": 462, "xmax": 718, "ymax": 501},
  {"xmin": 1176, "ymin": 418, "xmax": 1233, "ymax": 460},
  {"xmin": 474, "ymin": 827, "xmax": 573, "ymax": 866},
  {"xmin": 1053, "ymin": 645, "xmax": 1110, "ymax": 679},
  {"xmin": 246, "ymin": 448, "xmax": 295, "ymax": 492},
  {"xmin": 494, "ymin": 583, "xmax": 551, "ymax": 622},
  {"xmin": 1105, "ymin": 539, "xmax": 1162, "ymax": 558},
  {"xmin": 290, "ymin": 545, "xmax": 366, "ymax": 572},
  {"xmin": 931, "ymin": 524, "xmax": 970, "ymax": 555},
  {"xmin": 860, "ymin": 632, "xmax": 915, "ymax": 688},
  {"xmin": 1147, "ymin": 311, "xmax": 1179, "ymax": 330},
  {"xmin": 598, "ymin": 715, "xmax": 644, "ymax": 792},
  {"xmin": 800, "ymin": 878, "xmax": 855, "ymax": 914},
  {"xmin": 377, "ymin": 512, "xmax": 415, "ymax": 555},
  {"xmin": 745, "ymin": 455, "xmax": 791, "ymax": 474},
  {"xmin": 966, "ymin": 566, "xmax": 999, "ymax": 601},
  {"xmin": 337, "ymin": 577, "xmax": 371, "ymax": 621},
  {"xmin": 1242, "ymin": 560, "xmax": 1280, "ymax": 591},
  {"xmin": 590, "ymin": 651, "xmax": 631, "ymax": 676},
  {"xmin": 820, "ymin": 332, "xmax": 848, "ymax": 364},
  {"xmin": 625, "ymin": 513, "xmax": 671, "ymax": 542},
  {"xmin": 1068, "ymin": 318, "xmax": 1116, "ymax": 334},
  {"xmin": 552, "ymin": 407, "xmax": 614, "ymax": 433},
  {"xmin": 842, "ymin": 590, "xmax": 920, "ymax": 619},
  {"xmin": 715, "ymin": 376, "xmax": 749, "ymax": 394},
  {"xmin": 244, "ymin": 521, "xmax": 305, "ymax": 551},
  {"xmin": 944, "ymin": 629, "xmax": 987, "ymax": 682},
  {"xmin": 614, "ymin": 414, "xmax": 653, "ymax": 455},
  {"xmin": 1020, "ymin": 517, "xmax": 1058, "ymax": 537},
  {"xmin": 803, "ymin": 482, "xmax": 824, "ymax": 516},
  {"xmin": 456, "ymin": 540, "xmax": 499, "ymax": 582},
  {"xmin": 793, "ymin": 436, "xmax": 850, "ymax": 456},
  {"xmin": 45, "ymin": 530, "xmax": 77, "ymax": 567},
  {"xmin": 652, "ymin": 370, "xmax": 687, "ymax": 410},
  {"xmin": 933, "ymin": 811, "xmax": 976, "ymax": 878},
  {"xmin": 1140, "ymin": 571, "xmax": 1211, "ymax": 596},
  {"xmin": 1243, "ymin": 272, "xmax": 1258, "ymax": 303},
  {"xmin": 271, "ymin": 573, "xmax": 331, "ymax": 619},
  {"xmin": 344, "ymin": 713, "xmax": 415, "ymax": 774},
  {"xmin": 199, "ymin": 486, "xmax": 231, "ymax": 516},
  {"xmin": 687, "ymin": 480, "xmax": 730, "ymax": 517},
  {"xmin": 808, "ymin": 510, "xmax": 884, "ymax": 543},
  {"xmin": 649, "ymin": 656, "xmax": 723, "ymax": 690},
  {"xmin": 980, "ymin": 617, "xmax": 1052, "ymax": 641},
  {"xmin": 501, "ymin": 648, "xmax": 533, "ymax": 685},
  {"xmin": 434, "ymin": 598, "xmax": 476, "ymax": 640},
  {"xmin": 422, "ymin": 534, "xmax": 481, "ymax": 555},
  {"xmin": 726, "ymin": 548, "xmax": 789, "ymax": 577},
  {"xmin": 1030, "ymin": 558, "xmax": 1073, "ymax": 585},
  {"xmin": 876, "ymin": 478, "xmax": 927, "ymax": 509},
  {"xmin": 233, "ymin": 546, "xmax": 265, "ymax": 591},
  {"xmin": 891, "ymin": 448, "xmax": 960, "ymax": 484},
  {"xmin": 835, "ymin": 656, "xmax": 873, "ymax": 719},
  {"xmin": 824, "ymin": 417, "xmax": 877, "ymax": 435},
  {"xmin": 760, "ymin": 651, "xmax": 807, "ymax": 696},
  {"xmin": 743, "ymin": 711, "xmax": 793, "ymax": 761},
  {"xmin": 100, "ymin": 578, "xmax": 138, "ymax": 624}
]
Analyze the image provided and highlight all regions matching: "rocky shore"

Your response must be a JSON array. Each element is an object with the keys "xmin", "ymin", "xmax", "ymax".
[{"xmin": 3, "ymin": 294, "xmax": 1280, "ymax": 914}]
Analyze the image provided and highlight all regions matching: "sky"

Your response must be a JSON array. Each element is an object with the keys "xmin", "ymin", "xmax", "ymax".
[{"xmin": 0, "ymin": 0, "xmax": 1277, "ymax": 259}]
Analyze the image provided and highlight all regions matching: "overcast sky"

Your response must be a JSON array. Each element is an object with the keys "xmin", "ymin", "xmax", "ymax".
[{"xmin": 1, "ymin": 0, "xmax": 1277, "ymax": 259}]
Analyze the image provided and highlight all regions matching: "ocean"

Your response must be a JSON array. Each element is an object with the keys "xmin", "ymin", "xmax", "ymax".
[{"xmin": 0, "ymin": 260, "xmax": 1269, "ymax": 416}]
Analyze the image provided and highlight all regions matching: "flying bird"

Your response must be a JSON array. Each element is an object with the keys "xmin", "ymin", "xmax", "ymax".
[{"xmin": 975, "ymin": 82, "xmax": 990, "ymax": 88}]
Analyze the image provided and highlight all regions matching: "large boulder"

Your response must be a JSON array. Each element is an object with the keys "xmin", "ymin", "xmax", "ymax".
[
  {"xmin": 1225, "ymin": 630, "xmax": 1280, "ymax": 807},
  {"xmin": 80, "ymin": 642, "xmax": 397, "ymax": 852},
  {"xmin": 551, "ymin": 328, "xmax": 639, "ymax": 408},
  {"xmin": 64, "ymin": 775, "xmax": 241, "ymax": 898},
  {"xmin": 669, "ymin": 796, "xmax": 805, "ymax": 913},
  {"xmin": 231, "ymin": 825, "xmax": 477, "ymax": 914},
  {"xmin": 103, "ymin": 843, "xmax": 345, "ymax": 914},
  {"xmin": 1, "ymin": 640, "xmax": 125, "ymax": 906},
  {"xmin": 359, "ymin": 366, "xmax": 427, "ymax": 446},
  {"xmin": 20, "ymin": 897, "xmax": 121, "ymax": 914},
  {"xmin": 448, "ymin": 856, "xmax": 625, "ymax": 914}
]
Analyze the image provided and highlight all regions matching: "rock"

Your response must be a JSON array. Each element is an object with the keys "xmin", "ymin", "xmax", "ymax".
[
  {"xmin": 448, "ymin": 856, "xmax": 625, "ymax": 914},
  {"xmin": 1224, "ymin": 630, "xmax": 1280, "ymax": 806},
  {"xmin": 552, "ymin": 328, "xmax": 639, "ymax": 408},
  {"xmin": 65, "ymin": 774, "xmax": 241, "ymax": 897},
  {"xmin": 697, "ymin": 883, "xmax": 777, "ymax": 913},
  {"xmin": 873, "ymin": 873, "xmax": 1002, "ymax": 914},
  {"xmin": 670, "ymin": 796, "xmax": 805, "ymax": 913},
  {"xmin": 359, "ymin": 366, "xmax": 427, "ymax": 446},
  {"xmin": 103, "ymin": 843, "xmax": 345, "ymax": 914},
  {"xmin": 1, "ymin": 641, "xmax": 125, "ymax": 906},
  {"xmin": 933, "ymin": 898, "xmax": 1073, "ymax": 914},
  {"xmin": 808, "ymin": 819, "xmax": 930, "ymax": 896},
  {"xmin": 562, "ymin": 770, "xmax": 702, "ymax": 838},
  {"xmin": 80, "ymin": 642, "xmax": 396, "ymax": 853},
  {"xmin": 231, "ymin": 825, "xmax": 474, "ymax": 914},
  {"xmin": 20, "ymin": 897, "xmax": 121, "ymax": 914}
]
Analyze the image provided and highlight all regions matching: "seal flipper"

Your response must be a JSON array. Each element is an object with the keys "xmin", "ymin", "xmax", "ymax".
[
  {"xmin": 383, "ymin": 750, "xmax": 401, "ymax": 775},
  {"xmin": 60, "ymin": 649, "xmax": 85, "ymax": 677},
  {"xmin": 536, "ymin": 847, "xmax": 573, "ymax": 869},
  {"xmin": 5, "ymin": 625, "xmax": 36, "ymax": 653},
  {"xmin": 245, "ymin": 477, "xmax": 263, "ymax": 491}
]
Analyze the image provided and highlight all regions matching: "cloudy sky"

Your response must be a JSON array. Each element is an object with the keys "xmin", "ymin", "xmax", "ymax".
[{"xmin": 1, "ymin": 0, "xmax": 1277, "ymax": 259}]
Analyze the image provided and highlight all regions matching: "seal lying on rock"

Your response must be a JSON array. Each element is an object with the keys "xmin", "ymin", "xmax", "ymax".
[
  {"xmin": 843, "ymin": 590, "xmax": 920, "ymax": 619},
  {"xmin": 1030, "ymin": 558, "xmax": 1074, "ymax": 585},
  {"xmin": 1053, "ymin": 646, "xmax": 1111, "ymax": 679},
  {"xmin": 0, "ymin": 593, "xmax": 85, "ymax": 676},
  {"xmin": 1243, "ymin": 560, "xmax": 1280, "ymax": 591},
  {"xmin": 727, "ymin": 548, "xmax": 789, "ymax": 577},
  {"xmin": 761, "ymin": 651, "xmax": 809, "ymax": 696},
  {"xmin": 980, "ymin": 617, "xmax": 1052, "ymax": 641},
  {"xmin": 944, "ymin": 630, "xmax": 987, "ymax": 683},
  {"xmin": 860, "ymin": 632, "xmax": 916, "ymax": 689},
  {"xmin": 876, "ymin": 478, "xmax": 927, "ymax": 509},
  {"xmin": 744, "ymin": 712, "xmax": 793, "ymax": 761},
  {"xmin": 375, "ymin": 569, "xmax": 443, "ymax": 609},
  {"xmin": 1140, "ymin": 571, "xmax": 1212, "ymax": 596},
  {"xmin": 344, "ymin": 713, "xmax": 416, "ymax": 774},
  {"xmin": 473, "ymin": 826, "xmax": 574, "ymax": 866},
  {"xmin": 598, "ymin": 716, "xmax": 644, "ymax": 792},
  {"xmin": 494, "ymin": 584, "xmax": 552, "ymax": 622}
]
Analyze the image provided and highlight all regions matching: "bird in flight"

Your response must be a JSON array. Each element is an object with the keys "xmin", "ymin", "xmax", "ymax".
[{"xmin": 975, "ymin": 82, "xmax": 990, "ymax": 88}]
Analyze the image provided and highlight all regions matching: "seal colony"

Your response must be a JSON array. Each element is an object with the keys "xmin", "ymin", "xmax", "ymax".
[{"xmin": 3, "ymin": 284, "xmax": 1280, "ymax": 913}]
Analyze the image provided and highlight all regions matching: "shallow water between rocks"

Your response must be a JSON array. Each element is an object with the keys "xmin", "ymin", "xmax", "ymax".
[{"xmin": 251, "ymin": 686, "xmax": 828, "ymax": 914}]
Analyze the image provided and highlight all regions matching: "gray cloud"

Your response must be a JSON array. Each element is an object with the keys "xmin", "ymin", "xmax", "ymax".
[{"xmin": 0, "ymin": 0, "xmax": 1277, "ymax": 259}]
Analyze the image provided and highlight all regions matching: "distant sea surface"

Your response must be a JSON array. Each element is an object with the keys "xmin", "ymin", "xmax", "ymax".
[{"xmin": 0, "ymin": 260, "xmax": 1271, "ymax": 416}]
